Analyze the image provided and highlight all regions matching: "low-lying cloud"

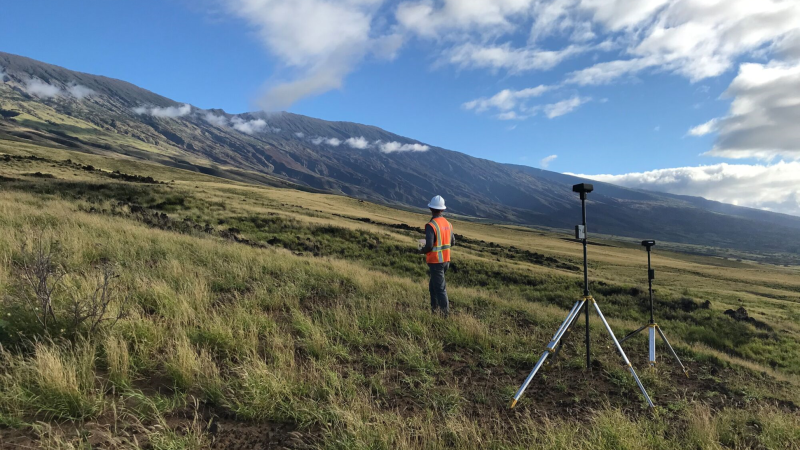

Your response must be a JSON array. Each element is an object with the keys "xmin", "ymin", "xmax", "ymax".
[
  {"xmin": 378, "ymin": 141, "xmax": 429, "ymax": 153},
  {"xmin": 306, "ymin": 134, "xmax": 430, "ymax": 153},
  {"xmin": 573, "ymin": 161, "xmax": 800, "ymax": 216},
  {"xmin": 133, "ymin": 103, "xmax": 192, "ymax": 118},
  {"xmin": 231, "ymin": 117, "xmax": 268, "ymax": 134},
  {"xmin": 201, "ymin": 112, "xmax": 280, "ymax": 135},
  {"xmin": 202, "ymin": 112, "xmax": 229, "ymax": 127},
  {"xmin": 312, "ymin": 137, "xmax": 342, "ymax": 146},
  {"xmin": 344, "ymin": 136, "xmax": 370, "ymax": 149},
  {"xmin": 24, "ymin": 78, "xmax": 63, "ymax": 98},
  {"xmin": 21, "ymin": 77, "xmax": 95, "ymax": 100},
  {"xmin": 66, "ymin": 83, "xmax": 96, "ymax": 99}
]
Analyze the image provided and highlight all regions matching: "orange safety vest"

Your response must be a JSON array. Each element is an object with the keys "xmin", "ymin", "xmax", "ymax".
[{"xmin": 426, "ymin": 217, "xmax": 453, "ymax": 264}]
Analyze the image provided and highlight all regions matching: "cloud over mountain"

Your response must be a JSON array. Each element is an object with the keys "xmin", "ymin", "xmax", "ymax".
[
  {"xmin": 574, "ymin": 161, "xmax": 800, "ymax": 216},
  {"xmin": 66, "ymin": 83, "xmax": 96, "ymax": 99},
  {"xmin": 307, "ymin": 134, "xmax": 430, "ymax": 153},
  {"xmin": 24, "ymin": 78, "xmax": 64, "ymax": 98},
  {"xmin": 231, "ymin": 117, "xmax": 269, "ymax": 134},
  {"xmin": 20, "ymin": 77, "xmax": 95, "ymax": 100},
  {"xmin": 133, "ymin": 104, "xmax": 192, "ymax": 118}
]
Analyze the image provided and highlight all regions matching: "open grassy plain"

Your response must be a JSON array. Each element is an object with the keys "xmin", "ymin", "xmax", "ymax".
[{"xmin": 0, "ymin": 139, "xmax": 799, "ymax": 449}]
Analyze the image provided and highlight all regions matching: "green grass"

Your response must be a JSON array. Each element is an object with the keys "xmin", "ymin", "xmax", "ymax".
[{"xmin": 0, "ymin": 143, "xmax": 799, "ymax": 448}]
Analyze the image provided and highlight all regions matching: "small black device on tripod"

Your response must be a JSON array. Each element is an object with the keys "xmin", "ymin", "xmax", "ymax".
[
  {"xmin": 510, "ymin": 183, "xmax": 654, "ymax": 409},
  {"xmin": 619, "ymin": 240, "xmax": 688, "ymax": 376}
]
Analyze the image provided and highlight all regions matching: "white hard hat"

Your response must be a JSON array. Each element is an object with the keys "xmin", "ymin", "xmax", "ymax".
[{"xmin": 428, "ymin": 195, "xmax": 446, "ymax": 210}]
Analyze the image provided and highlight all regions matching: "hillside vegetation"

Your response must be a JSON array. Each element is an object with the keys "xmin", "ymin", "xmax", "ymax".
[
  {"xmin": 4, "ymin": 50, "xmax": 800, "ymax": 260},
  {"xmin": 0, "ymin": 140, "xmax": 799, "ymax": 449}
]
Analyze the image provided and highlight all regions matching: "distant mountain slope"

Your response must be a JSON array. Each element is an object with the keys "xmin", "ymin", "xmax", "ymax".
[{"xmin": 1, "ymin": 51, "xmax": 799, "ymax": 255}]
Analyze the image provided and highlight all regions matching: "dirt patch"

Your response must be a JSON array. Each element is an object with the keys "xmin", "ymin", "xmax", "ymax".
[{"xmin": 209, "ymin": 420, "xmax": 316, "ymax": 449}]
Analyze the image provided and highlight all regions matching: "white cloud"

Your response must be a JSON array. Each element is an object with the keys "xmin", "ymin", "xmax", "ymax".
[
  {"xmin": 573, "ymin": 161, "xmax": 800, "ymax": 216},
  {"xmin": 66, "ymin": 84, "xmax": 96, "ymax": 99},
  {"xmin": 687, "ymin": 118, "xmax": 718, "ymax": 137},
  {"xmin": 311, "ymin": 137, "xmax": 342, "ymax": 146},
  {"xmin": 691, "ymin": 61, "xmax": 800, "ymax": 161},
  {"xmin": 24, "ymin": 78, "xmax": 63, "ymax": 98},
  {"xmin": 295, "ymin": 132, "xmax": 305, "ymax": 138},
  {"xmin": 231, "ymin": 117, "xmax": 268, "ymax": 134},
  {"xmin": 345, "ymin": 136, "xmax": 370, "ymax": 149},
  {"xmin": 221, "ymin": 0, "xmax": 395, "ymax": 110},
  {"xmin": 565, "ymin": 57, "xmax": 657, "ymax": 86},
  {"xmin": 396, "ymin": 0, "xmax": 535, "ymax": 38},
  {"xmin": 775, "ymin": 31, "xmax": 800, "ymax": 61},
  {"xmin": 306, "ymin": 135, "xmax": 429, "ymax": 153},
  {"xmin": 21, "ymin": 77, "xmax": 95, "ymax": 100},
  {"xmin": 203, "ymin": 112, "xmax": 229, "ymax": 127},
  {"xmin": 463, "ymin": 85, "xmax": 551, "ymax": 118},
  {"xmin": 0, "ymin": 66, "xmax": 7, "ymax": 82},
  {"xmin": 564, "ymin": 0, "xmax": 800, "ymax": 85},
  {"xmin": 447, "ymin": 43, "xmax": 587, "ymax": 73},
  {"xmin": 464, "ymin": 87, "xmax": 589, "ymax": 120},
  {"xmin": 133, "ymin": 103, "xmax": 192, "ymax": 118},
  {"xmin": 544, "ymin": 96, "xmax": 590, "ymax": 118},
  {"xmin": 540, "ymin": 154, "xmax": 558, "ymax": 168},
  {"xmin": 378, "ymin": 141, "xmax": 429, "ymax": 153},
  {"xmin": 497, "ymin": 111, "xmax": 520, "ymax": 120}
]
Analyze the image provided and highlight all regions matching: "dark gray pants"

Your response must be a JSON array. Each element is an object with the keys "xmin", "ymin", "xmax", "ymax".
[{"xmin": 428, "ymin": 262, "xmax": 450, "ymax": 314}]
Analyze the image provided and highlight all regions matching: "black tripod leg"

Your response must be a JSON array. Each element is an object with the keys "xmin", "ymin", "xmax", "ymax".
[
  {"xmin": 619, "ymin": 324, "xmax": 649, "ymax": 344},
  {"xmin": 656, "ymin": 326, "xmax": 689, "ymax": 377},
  {"xmin": 549, "ymin": 306, "xmax": 584, "ymax": 363}
]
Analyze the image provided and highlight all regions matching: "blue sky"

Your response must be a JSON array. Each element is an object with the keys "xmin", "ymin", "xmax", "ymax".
[{"xmin": 2, "ymin": 0, "xmax": 799, "ymax": 215}]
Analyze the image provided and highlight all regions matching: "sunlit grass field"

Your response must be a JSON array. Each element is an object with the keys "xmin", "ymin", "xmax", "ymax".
[{"xmin": 0, "ymin": 139, "xmax": 798, "ymax": 449}]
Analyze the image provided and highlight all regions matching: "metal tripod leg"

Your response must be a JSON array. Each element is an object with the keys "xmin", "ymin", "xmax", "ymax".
[
  {"xmin": 656, "ymin": 325, "xmax": 688, "ymax": 377},
  {"xmin": 549, "ymin": 302, "xmax": 586, "ymax": 363},
  {"xmin": 510, "ymin": 299, "xmax": 586, "ymax": 408},
  {"xmin": 619, "ymin": 323, "xmax": 648, "ymax": 344},
  {"xmin": 591, "ymin": 299, "xmax": 655, "ymax": 408}
]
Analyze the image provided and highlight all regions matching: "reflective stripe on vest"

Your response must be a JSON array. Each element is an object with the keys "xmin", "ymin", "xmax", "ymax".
[{"xmin": 426, "ymin": 217, "xmax": 452, "ymax": 264}]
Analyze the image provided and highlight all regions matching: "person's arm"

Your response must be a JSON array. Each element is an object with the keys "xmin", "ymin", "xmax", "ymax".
[
  {"xmin": 420, "ymin": 224, "xmax": 435, "ymax": 254},
  {"xmin": 450, "ymin": 226, "xmax": 455, "ymax": 246}
]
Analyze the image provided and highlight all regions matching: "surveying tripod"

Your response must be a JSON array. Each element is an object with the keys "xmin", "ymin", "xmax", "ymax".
[
  {"xmin": 510, "ymin": 183, "xmax": 654, "ymax": 409},
  {"xmin": 619, "ymin": 240, "xmax": 688, "ymax": 376}
]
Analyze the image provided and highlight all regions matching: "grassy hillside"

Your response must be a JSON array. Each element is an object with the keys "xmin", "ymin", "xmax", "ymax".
[
  {"xmin": 4, "ymin": 50, "xmax": 800, "ymax": 260},
  {"xmin": 0, "ymin": 140, "xmax": 799, "ymax": 449}
]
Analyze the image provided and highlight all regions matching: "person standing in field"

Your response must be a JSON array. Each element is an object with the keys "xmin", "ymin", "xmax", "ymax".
[{"xmin": 420, "ymin": 195, "xmax": 455, "ymax": 317}]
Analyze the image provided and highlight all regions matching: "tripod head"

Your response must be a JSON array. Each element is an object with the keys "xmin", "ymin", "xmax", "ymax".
[
  {"xmin": 641, "ymin": 240, "xmax": 656, "ymax": 280},
  {"xmin": 572, "ymin": 183, "xmax": 594, "ymax": 200}
]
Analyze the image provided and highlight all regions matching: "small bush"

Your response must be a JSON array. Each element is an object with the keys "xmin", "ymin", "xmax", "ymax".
[{"xmin": 3, "ymin": 232, "xmax": 130, "ymax": 343}]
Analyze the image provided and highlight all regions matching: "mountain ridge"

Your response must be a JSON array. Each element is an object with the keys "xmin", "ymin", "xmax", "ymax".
[{"xmin": 1, "ymin": 50, "xmax": 799, "ymax": 255}]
